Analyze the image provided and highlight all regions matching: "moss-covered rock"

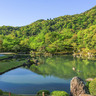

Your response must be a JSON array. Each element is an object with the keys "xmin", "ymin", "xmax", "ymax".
[
  {"xmin": 89, "ymin": 78, "xmax": 96, "ymax": 95},
  {"xmin": 51, "ymin": 91, "xmax": 69, "ymax": 96}
]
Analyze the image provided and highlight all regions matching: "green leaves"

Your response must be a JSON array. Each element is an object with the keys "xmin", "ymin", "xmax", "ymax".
[{"xmin": 0, "ymin": 6, "xmax": 96, "ymax": 53}]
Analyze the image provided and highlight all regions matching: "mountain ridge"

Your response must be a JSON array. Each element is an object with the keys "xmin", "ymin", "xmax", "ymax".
[{"xmin": 0, "ymin": 5, "xmax": 96, "ymax": 55}]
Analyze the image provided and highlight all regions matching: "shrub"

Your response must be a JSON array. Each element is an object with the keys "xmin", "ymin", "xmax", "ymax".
[
  {"xmin": 0, "ymin": 89, "xmax": 3, "ymax": 95},
  {"xmin": 51, "ymin": 91, "xmax": 69, "ymax": 96},
  {"xmin": 85, "ymin": 81, "xmax": 91, "ymax": 93},
  {"xmin": 89, "ymin": 78, "xmax": 96, "ymax": 95},
  {"xmin": 37, "ymin": 90, "xmax": 50, "ymax": 96}
]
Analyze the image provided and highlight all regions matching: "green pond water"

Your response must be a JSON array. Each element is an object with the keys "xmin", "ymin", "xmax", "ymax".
[{"xmin": 0, "ymin": 55, "xmax": 96, "ymax": 94}]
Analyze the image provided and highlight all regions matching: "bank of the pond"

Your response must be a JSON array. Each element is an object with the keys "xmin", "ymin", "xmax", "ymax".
[
  {"xmin": 1, "ymin": 51, "xmax": 96, "ymax": 59},
  {"xmin": 30, "ymin": 51, "xmax": 96, "ymax": 60},
  {"xmin": 0, "ymin": 60, "xmax": 27, "ymax": 75},
  {"xmin": 0, "ymin": 52, "xmax": 16, "ymax": 55},
  {"xmin": 0, "ymin": 54, "xmax": 32, "ymax": 75},
  {"xmin": 0, "ymin": 54, "xmax": 40, "ymax": 75},
  {"xmin": 0, "ymin": 55, "xmax": 14, "ymax": 60},
  {"xmin": 2, "ymin": 92, "xmax": 23, "ymax": 96}
]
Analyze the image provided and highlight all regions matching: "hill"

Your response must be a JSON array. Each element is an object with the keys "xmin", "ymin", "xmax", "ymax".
[{"xmin": 0, "ymin": 6, "xmax": 96, "ymax": 55}]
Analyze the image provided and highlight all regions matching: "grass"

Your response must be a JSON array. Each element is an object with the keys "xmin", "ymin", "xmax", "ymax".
[
  {"xmin": 2, "ymin": 92, "xmax": 23, "ymax": 96},
  {"xmin": 0, "ymin": 60, "xmax": 27, "ymax": 73},
  {"xmin": 2, "ymin": 92, "xmax": 36, "ymax": 96},
  {"xmin": 0, "ymin": 52, "xmax": 16, "ymax": 55},
  {"xmin": 0, "ymin": 54, "xmax": 28, "ymax": 74}
]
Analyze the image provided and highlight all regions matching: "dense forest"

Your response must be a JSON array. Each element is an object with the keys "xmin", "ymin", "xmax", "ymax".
[{"xmin": 0, "ymin": 6, "xmax": 96, "ymax": 55}]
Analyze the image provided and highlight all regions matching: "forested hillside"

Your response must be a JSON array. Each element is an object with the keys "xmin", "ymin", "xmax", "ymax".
[{"xmin": 0, "ymin": 6, "xmax": 96, "ymax": 54}]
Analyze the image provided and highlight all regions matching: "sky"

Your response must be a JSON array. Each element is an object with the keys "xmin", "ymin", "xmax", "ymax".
[{"xmin": 0, "ymin": 0, "xmax": 96, "ymax": 27}]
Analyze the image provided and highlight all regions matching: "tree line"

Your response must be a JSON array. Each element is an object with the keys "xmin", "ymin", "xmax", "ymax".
[{"xmin": 0, "ymin": 6, "xmax": 96, "ymax": 54}]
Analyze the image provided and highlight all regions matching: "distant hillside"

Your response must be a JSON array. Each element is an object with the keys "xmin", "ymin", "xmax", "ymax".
[{"xmin": 0, "ymin": 6, "xmax": 96, "ymax": 55}]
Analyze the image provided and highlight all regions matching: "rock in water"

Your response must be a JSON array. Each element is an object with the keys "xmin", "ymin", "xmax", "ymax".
[{"xmin": 70, "ymin": 77, "xmax": 87, "ymax": 96}]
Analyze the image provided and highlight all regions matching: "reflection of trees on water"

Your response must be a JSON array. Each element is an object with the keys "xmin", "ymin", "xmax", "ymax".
[{"xmin": 28, "ymin": 55, "xmax": 96, "ymax": 79}]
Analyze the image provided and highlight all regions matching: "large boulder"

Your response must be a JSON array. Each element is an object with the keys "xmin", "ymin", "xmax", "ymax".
[{"xmin": 70, "ymin": 77, "xmax": 87, "ymax": 96}]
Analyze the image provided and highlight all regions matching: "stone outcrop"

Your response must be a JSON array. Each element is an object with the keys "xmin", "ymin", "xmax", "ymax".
[{"xmin": 70, "ymin": 77, "xmax": 87, "ymax": 96}]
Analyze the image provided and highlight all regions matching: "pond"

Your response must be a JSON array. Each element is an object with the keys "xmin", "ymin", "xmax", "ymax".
[{"xmin": 0, "ymin": 55, "xmax": 96, "ymax": 94}]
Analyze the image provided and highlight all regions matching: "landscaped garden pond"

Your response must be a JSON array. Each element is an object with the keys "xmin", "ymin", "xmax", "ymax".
[{"xmin": 0, "ymin": 55, "xmax": 96, "ymax": 94}]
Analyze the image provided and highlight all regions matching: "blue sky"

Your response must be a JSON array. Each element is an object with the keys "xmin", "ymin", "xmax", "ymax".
[{"xmin": 0, "ymin": 0, "xmax": 96, "ymax": 27}]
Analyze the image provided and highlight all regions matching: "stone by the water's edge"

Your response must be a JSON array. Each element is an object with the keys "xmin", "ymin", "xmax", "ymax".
[
  {"xmin": 86, "ymin": 78, "xmax": 94, "ymax": 82},
  {"xmin": 70, "ymin": 77, "xmax": 88, "ymax": 96}
]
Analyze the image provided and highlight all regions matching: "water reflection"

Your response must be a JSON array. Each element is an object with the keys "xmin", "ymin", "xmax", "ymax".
[
  {"xmin": 0, "ymin": 55, "xmax": 96, "ymax": 94},
  {"xmin": 0, "ymin": 68, "xmax": 70, "ymax": 84},
  {"xmin": 0, "ymin": 68, "xmax": 70, "ymax": 94},
  {"xmin": 29, "ymin": 55, "xmax": 96, "ymax": 79}
]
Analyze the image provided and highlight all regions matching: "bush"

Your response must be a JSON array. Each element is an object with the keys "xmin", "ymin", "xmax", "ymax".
[
  {"xmin": 85, "ymin": 81, "xmax": 91, "ymax": 93},
  {"xmin": 51, "ymin": 91, "xmax": 69, "ymax": 96},
  {"xmin": 89, "ymin": 78, "xmax": 96, "ymax": 95},
  {"xmin": 0, "ymin": 89, "xmax": 3, "ymax": 95},
  {"xmin": 37, "ymin": 90, "xmax": 50, "ymax": 96}
]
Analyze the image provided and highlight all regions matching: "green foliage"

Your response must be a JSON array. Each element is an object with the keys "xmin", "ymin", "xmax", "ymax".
[
  {"xmin": 51, "ymin": 91, "xmax": 69, "ymax": 96},
  {"xmin": 0, "ymin": 89, "xmax": 3, "ymax": 95},
  {"xmin": 0, "ymin": 55, "xmax": 27, "ymax": 73},
  {"xmin": 89, "ymin": 78, "xmax": 96, "ymax": 95},
  {"xmin": 85, "ymin": 81, "xmax": 91, "ymax": 93},
  {"xmin": 29, "ymin": 55, "xmax": 96, "ymax": 79},
  {"xmin": 86, "ymin": 81, "xmax": 90, "ymax": 88},
  {"xmin": 0, "ymin": 6, "xmax": 96, "ymax": 54},
  {"xmin": 36, "ymin": 90, "xmax": 50, "ymax": 96},
  {"xmin": 77, "ymin": 25, "xmax": 96, "ymax": 51}
]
